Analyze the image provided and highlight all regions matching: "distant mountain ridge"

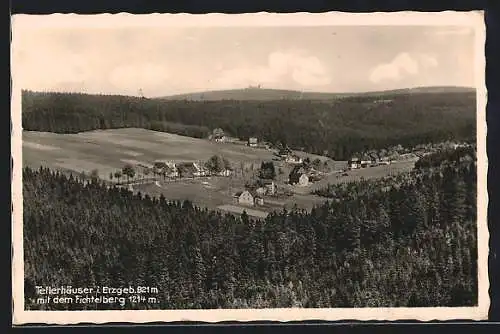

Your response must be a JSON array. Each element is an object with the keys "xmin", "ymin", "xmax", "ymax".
[{"xmin": 155, "ymin": 86, "xmax": 475, "ymax": 101}]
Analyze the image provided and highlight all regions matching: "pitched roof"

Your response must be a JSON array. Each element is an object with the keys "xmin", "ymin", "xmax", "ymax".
[
  {"xmin": 289, "ymin": 166, "xmax": 308, "ymax": 183},
  {"xmin": 177, "ymin": 162, "xmax": 197, "ymax": 173},
  {"xmin": 249, "ymin": 190, "xmax": 263, "ymax": 199}
]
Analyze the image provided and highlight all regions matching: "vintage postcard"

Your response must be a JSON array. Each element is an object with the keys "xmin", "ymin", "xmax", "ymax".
[{"xmin": 11, "ymin": 11, "xmax": 489, "ymax": 325}]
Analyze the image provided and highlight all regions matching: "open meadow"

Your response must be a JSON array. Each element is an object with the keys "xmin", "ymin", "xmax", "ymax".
[
  {"xmin": 22, "ymin": 127, "xmax": 415, "ymax": 216},
  {"xmin": 22, "ymin": 128, "xmax": 328, "ymax": 215},
  {"xmin": 23, "ymin": 128, "xmax": 276, "ymax": 179}
]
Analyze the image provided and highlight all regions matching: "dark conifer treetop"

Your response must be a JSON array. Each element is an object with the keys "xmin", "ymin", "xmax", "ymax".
[{"xmin": 23, "ymin": 147, "xmax": 477, "ymax": 309}]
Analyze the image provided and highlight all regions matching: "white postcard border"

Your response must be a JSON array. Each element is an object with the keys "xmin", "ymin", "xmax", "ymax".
[{"xmin": 11, "ymin": 11, "xmax": 489, "ymax": 324}]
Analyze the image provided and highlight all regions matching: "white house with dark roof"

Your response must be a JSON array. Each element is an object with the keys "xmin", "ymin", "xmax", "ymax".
[
  {"xmin": 285, "ymin": 154, "xmax": 303, "ymax": 164},
  {"xmin": 349, "ymin": 157, "xmax": 361, "ymax": 169},
  {"xmin": 233, "ymin": 190, "xmax": 264, "ymax": 206},
  {"xmin": 248, "ymin": 137, "xmax": 258, "ymax": 147}
]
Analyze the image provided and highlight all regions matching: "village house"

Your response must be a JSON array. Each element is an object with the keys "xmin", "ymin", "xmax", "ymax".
[
  {"xmin": 153, "ymin": 160, "xmax": 180, "ymax": 177},
  {"xmin": 256, "ymin": 187, "xmax": 267, "ymax": 196},
  {"xmin": 278, "ymin": 146, "xmax": 293, "ymax": 158},
  {"xmin": 193, "ymin": 162, "xmax": 210, "ymax": 177},
  {"xmin": 349, "ymin": 157, "xmax": 361, "ymax": 170},
  {"xmin": 360, "ymin": 158, "xmax": 373, "ymax": 168},
  {"xmin": 218, "ymin": 168, "xmax": 233, "ymax": 177},
  {"xmin": 289, "ymin": 166, "xmax": 310, "ymax": 187},
  {"xmin": 164, "ymin": 165, "xmax": 179, "ymax": 178},
  {"xmin": 176, "ymin": 162, "xmax": 198, "ymax": 178},
  {"xmin": 263, "ymin": 180, "xmax": 277, "ymax": 195},
  {"xmin": 252, "ymin": 180, "xmax": 277, "ymax": 196},
  {"xmin": 166, "ymin": 161, "xmax": 179, "ymax": 177},
  {"xmin": 211, "ymin": 128, "xmax": 226, "ymax": 143},
  {"xmin": 285, "ymin": 154, "xmax": 303, "ymax": 164},
  {"xmin": 214, "ymin": 135, "xmax": 226, "ymax": 143},
  {"xmin": 379, "ymin": 157, "xmax": 391, "ymax": 165},
  {"xmin": 233, "ymin": 190, "xmax": 264, "ymax": 206},
  {"xmin": 297, "ymin": 174, "xmax": 310, "ymax": 187},
  {"xmin": 248, "ymin": 137, "xmax": 258, "ymax": 147}
]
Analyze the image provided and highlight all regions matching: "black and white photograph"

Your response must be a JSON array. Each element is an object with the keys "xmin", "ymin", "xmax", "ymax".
[{"xmin": 11, "ymin": 11, "xmax": 489, "ymax": 324}]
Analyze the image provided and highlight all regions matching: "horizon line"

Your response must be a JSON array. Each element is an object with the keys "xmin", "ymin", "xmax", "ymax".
[{"xmin": 21, "ymin": 85, "xmax": 477, "ymax": 99}]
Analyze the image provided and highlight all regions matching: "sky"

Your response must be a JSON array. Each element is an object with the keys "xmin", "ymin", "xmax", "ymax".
[{"xmin": 12, "ymin": 24, "xmax": 476, "ymax": 97}]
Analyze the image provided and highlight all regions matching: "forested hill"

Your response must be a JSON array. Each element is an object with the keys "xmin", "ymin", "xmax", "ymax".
[
  {"xmin": 24, "ymin": 148, "xmax": 477, "ymax": 310},
  {"xmin": 21, "ymin": 89, "xmax": 476, "ymax": 160},
  {"xmin": 158, "ymin": 86, "xmax": 475, "ymax": 101}
]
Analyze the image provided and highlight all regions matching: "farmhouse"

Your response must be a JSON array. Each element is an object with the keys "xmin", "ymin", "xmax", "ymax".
[
  {"xmin": 297, "ymin": 174, "xmax": 310, "ymax": 187},
  {"xmin": 248, "ymin": 137, "xmax": 258, "ymax": 147},
  {"xmin": 233, "ymin": 190, "xmax": 264, "ymax": 206},
  {"xmin": 360, "ymin": 159, "xmax": 373, "ymax": 168},
  {"xmin": 252, "ymin": 180, "xmax": 277, "ymax": 196},
  {"xmin": 164, "ymin": 166, "xmax": 179, "ymax": 178},
  {"xmin": 211, "ymin": 128, "xmax": 226, "ymax": 142},
  {"xmin": 263, "ymin": 180, "xmax": 277, "ymax": 195},
  {"xmin": 152, "ymin": 160, "xmax": 180, "ymax": 178},
  {"xmin": 289, "ymin": 166, "xmax": 310, "ymax": 187},
  {"xmin": 256, "ymin": 187, "xmax": 267, "ymax": 196},
  {"xmin": 177, "ymin": 162, "xmax": 198, "ymax": 178},
  {"xmin": 218, "ymin": 168, "xmax": 233, "ymax": 177},
  {"xmin": 214, "ymin": 135, "xmax": 226, "ymax": 143},
  {"xmin": 285, "ymin": 154, "xmax": 303, "ymax": 164},
  {"xmin": 379, "ymin": 157, "xmax": 391, "ymax": 165},
  {"xmin": 349, "ymin": 157, "xmax": 361, "ymax": 169},
  {"xmin": 193, "ymin": 162, "xmax": 209, "ymax": 177},
  {"xmin": 254, "ymin": 196, "xmax": 265, "ymax": 206},
  {"xmin": 278, "ymin": 147, "xmax": 293, "ymax": 158}
]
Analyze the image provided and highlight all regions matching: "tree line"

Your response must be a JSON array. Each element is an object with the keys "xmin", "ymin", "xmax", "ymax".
[
  {"xmin": 24, "ymin": 147, "xmax": 477, "ymax": 309},
  {"xmin": 22, "ymin": 90, "xmax": 476, "ymax": 160}
]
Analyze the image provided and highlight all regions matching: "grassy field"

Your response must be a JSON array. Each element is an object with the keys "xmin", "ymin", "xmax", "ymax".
[
  {"xmin": 22, "ymin": 127, "xmax": 415, "ymax": 214},
  {"xmin": 22, "ymin": 128, "xmax": 277, "ymax": 180},
  {"xmin": 217, "ymin": 205, "xmax": 269, "ymax": 219},
  {"xmin": 291, "ymin": 159, "xmax": 417, "ymax": 195},
  {"xmin": 22, "ymin": 128, "xmax": 327, "ymax": 212}
]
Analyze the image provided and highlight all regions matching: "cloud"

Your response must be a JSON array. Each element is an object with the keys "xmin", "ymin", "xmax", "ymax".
[
  {"xmin": 108, "ymin": 63, "xmax": 170, "ymax": 95},
  {"xmin": 419, "ymin": 54, "xmax": 439, "ymax": 68},
  {"xmin": 369, "ymin": 53, "xmax": 418, "ymax": 83},
  {"xmin": 213, "ymin": 51, "xmax": 331, "ymax": 89},
  {"xmin": 369, "ymin": 52, "xmax": 439, "ymax": 84}
]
